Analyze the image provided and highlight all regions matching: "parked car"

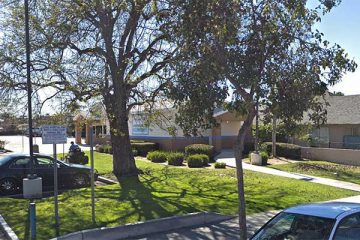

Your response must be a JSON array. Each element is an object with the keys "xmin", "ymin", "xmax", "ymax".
[
  {"xmin": 25, "ymin": 127, "xmax": 42, "ymax": 137},
  {"xmin": 251, "ymin": 202, "xmax": 360, "ymax": 240},
  {"xmin": 0, "ymin": 153, "xmax": 98, "ymax": 195}
]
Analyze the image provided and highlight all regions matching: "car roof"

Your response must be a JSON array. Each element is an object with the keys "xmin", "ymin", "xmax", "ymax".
[
  {"xmin": 284, "ymin": 202, "xmax": 360, "ymax": 219},
  {"xmin": 4, "ymin": 153, "xmax": 52, "ymax": 158}
]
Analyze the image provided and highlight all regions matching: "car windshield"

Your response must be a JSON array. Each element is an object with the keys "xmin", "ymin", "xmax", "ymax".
[
  {"xmin": 0, "ymin": 155, "xmax": 12, "ymax": 166},
  {"xmin": 252, "ymin": 212, "xmax": 335, "ymax": 240}
]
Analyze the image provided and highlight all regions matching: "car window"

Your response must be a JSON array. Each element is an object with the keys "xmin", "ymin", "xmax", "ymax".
[
  {"xmin": 9, "ymin": 157, "xmax": 31, "ymax": 169},
  {"xmin": 35, "ymin": 157, "xmax": 54, "ymax": 168},
  {"xmin": 334, "ymin": 213, "xmax": 360, "ymax": 240},
  {"xmin": 252, "ymin": 212, "xmax": 335, "ymax": 240},
  {"xmin": 0, "ymin": 155, "xmax": 12, "ymax": 166}
]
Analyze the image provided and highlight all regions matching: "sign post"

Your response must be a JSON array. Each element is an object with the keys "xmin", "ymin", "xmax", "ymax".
[
  {"xmin": 90, "ymin": 128, "xmax": 96, "ymax": 225},
  {"xmin": 41, "ymin": 125, "xmax": 67, "ymax": 234}
]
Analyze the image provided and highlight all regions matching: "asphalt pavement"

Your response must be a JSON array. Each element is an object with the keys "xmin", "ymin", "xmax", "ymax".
[{"xmin": 0, "ymin": 135, "xmax": 90, "ymax": 155}]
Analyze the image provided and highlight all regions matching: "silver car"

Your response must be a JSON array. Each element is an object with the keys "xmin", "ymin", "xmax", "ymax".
[{"xmin": 251, "ymin": 202, "xmax": 360, "ymax": 240}]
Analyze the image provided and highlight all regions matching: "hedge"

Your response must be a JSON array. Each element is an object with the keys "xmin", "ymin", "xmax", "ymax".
[
  {"xmin": 167, "ymin": 152, "xmax": 185, "ymax": 166},
  {"xmin": 187, "ymin": 154, "xmax": 209, "ymax": 168},
  {"xmin": 263, "ymin": 142, "xmax": 301, "ymax": 160},
  {"xmin": 146, "ymin": 151, "xmax": 168, "ymax": 163},
  {"xmin": 185, "ymin": 144, "xmax": 215, "ymax": 162},
  {"xmin": 0, "ymin": 140, "xmax": 5, "ymax": 150},
  {"xmin": 131, "ymin": 142, "xmax": 159, "ymax": 156},
  {"xmin": 260, "ymin": 151, "xmax": 268, "ymax": 166},
  {"xmin": 214, "ymin": 162, "xmax": 226, "ymax": 169}
]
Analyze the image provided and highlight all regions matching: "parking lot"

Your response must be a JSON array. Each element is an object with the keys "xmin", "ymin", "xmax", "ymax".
[{"xmin": 0, "ymin": 135, "xmax": 90, "ymax": 155}]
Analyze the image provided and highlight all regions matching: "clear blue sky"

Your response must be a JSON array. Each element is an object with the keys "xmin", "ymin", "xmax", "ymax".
[{"xmin": 311, "ymin": 0, "xmax": 360, "ymax": 95}]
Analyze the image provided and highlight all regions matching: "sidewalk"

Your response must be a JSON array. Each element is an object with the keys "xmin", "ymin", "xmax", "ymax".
[
  {"xmin": 216, "ymin": 151, "xmax": 360, "ymax": 192},
  {"xmin": 132, "ymin": 211, "xmax": 279, "ymax": 240}
]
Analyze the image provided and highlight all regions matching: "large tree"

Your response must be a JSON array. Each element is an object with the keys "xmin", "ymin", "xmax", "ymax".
[
  {"xmin": 0, "ymin": 0, "xmax": 177, "ymax": 179},
  {"xmin": 169, "ymin": 0, "xmax": 356, "ymax": 239}
]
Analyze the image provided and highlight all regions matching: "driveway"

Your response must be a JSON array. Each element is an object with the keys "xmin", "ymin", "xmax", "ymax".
[{"xmin": 0, "ymin": 135, "xmax": 90, "ymax": 155}]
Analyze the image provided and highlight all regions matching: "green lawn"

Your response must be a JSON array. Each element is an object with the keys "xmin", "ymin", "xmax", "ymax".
[
  {"xmin": 270, "ymin": 161, "xmax": 360, "ymax": 185},
  {"xmin": 0, "ymin": 153, "xmax": 357, "ymax": 240}
]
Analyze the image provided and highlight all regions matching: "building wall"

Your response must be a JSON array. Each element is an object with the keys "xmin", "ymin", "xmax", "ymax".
[
  {"xmin": 328, "ymin": 124, "xmax": 360, "ymax": 148},
  {"xmin": 220, "ymin": 121, "xmax": 241, "ymax": 136}
]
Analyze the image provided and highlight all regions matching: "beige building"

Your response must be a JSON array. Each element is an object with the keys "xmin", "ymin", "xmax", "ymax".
[
  {"xmin": 310, "ymin": 94, "xmax": 360, "ymax": 149},
  {"xmin": 74, "ymin": 108, "xmax": 253, "ymax": 151}
]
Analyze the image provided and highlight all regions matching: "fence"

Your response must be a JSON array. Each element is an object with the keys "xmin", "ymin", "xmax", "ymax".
[{"xmin": 301, "ymin": 147, "xmax": 360, "ymax": 166}]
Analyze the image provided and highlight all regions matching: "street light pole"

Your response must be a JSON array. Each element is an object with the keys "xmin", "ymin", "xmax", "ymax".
[{"xmin": 25, "ymin": 0, "xmax": 34, "ymax": 169}]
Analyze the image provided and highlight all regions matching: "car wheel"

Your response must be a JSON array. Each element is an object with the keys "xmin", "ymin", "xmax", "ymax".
[
  {"xmin": 72, "ymin": 174, "xmax": 89, "ymax": 188},
  {"xmin": 0, "ymin": 178, "xmax": 18, "ymax": 195}
]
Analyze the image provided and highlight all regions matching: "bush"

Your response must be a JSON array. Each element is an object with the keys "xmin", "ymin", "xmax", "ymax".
[
  {"xmin": 131, "ymin": 142, "xmax": 159, "ymax": 156},
  {"xmin": 214, "ymin": 162, "xmax": 226, "ymax": 169},
  {"xmin": 97, "ymin": 145, "xmax": 105, "ymax": 153},
  {"xmin": 102, "ymin": 144, "xmax": 113, "ymax": 154},
  {"xmin": 132, "ymin": 149, "xmax": 139, "ymax": 156},
  {"xmin": 147, "ymin": 151, "xmax": 168, "ymax": 163},
  {"xmin": 167, "ymin": 152, "xmax": 185, "ymax": 166},
  {"xmin": 185, "ymin": 144, "xmax": 215, "ymax": 162},
  {"xmin": 263, "ymin": 142, "xmax": 301, "ymax": 160},
  {"xmin": 260, "ymin": 151, "xmax": 268, "ymax": 166},
  {"xmin": 187, "ymin": 154, "xmax": 209, "ymax": 168},
  {"xmin": 0, "ymin": 140, "xmax": 5, "ymax": 150},
  {"xmin": 243, "ymin": 142, "xmax": 255, "ymax": 155}
]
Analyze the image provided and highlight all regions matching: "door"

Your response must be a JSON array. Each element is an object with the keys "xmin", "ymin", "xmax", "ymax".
[{"xmin": 34, "ymin": 156, "xmax": 55, "ymax": 188}]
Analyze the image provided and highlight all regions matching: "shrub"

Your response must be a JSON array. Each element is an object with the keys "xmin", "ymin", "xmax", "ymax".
[
  {"xmin": 243, "ymin": 142, "xmax": 255, "ymax": 155},
  {"xmin": 132, "ymin": 149, "xmax": 139, "ymax": 156},
  {"xmin": 167, "ymin": 152, "xmax": 185, "ymax": 166},
  {"xmin": 97, "ymin": 145, "xmax": 105, "ymax": 153},
  {"xmin": 147, "ymin": 151, "xmax": 168, "ymax": 163},
  {"xmin": 263, "ymin": 142, "xmax": 301, "ymax": 160},
  {"xmin": 187, "ymin": 154, "xmax": 209, "ymax": 168},
  {"xmin": 214, "ymin": 162, "xmax": 226, "ymax": 169},
  {"xmin": 185, "ymin": 144, "xmax": 215, "ymax": 162},
  {"xmin": 260, "ymin": 151, "xmax": 269, "ymax": 166},
  {"xmin": 0, "ymin": 140, "xmax": 5, "ymax": 150},
  {"xmin": 131, "ymin": 142, "xmax": 159, "ymax": 156},
  {"xmin": 102, "ymin": 144, "xmax": 113, "ymax": 154}
]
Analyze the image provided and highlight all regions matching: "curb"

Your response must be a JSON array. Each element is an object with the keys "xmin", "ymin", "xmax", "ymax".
[
  {"xmin": 52, "ymin": 212, "xmax": 234, "ymax": 240},
  {"xmin": 97, "ymin": 176, "xmax": 117, "ymax": 185},
  {"xmin": 0, "ymin": 215, "xmax": 19, "ymax": 240}
]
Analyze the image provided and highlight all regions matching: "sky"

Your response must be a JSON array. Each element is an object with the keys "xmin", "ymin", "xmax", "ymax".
[{"xmin": 312, "ymin": 0, "xmax": 360, "ymax": 95}]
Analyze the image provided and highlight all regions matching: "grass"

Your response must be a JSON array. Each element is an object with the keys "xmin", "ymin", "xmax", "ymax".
[
  {"xmin": 0, "ymin": 153, "xmax": 357, "ymax": 240},
  {"xmin": 270, "ymin": 161, "xmax": 360, "ymax": 185}
]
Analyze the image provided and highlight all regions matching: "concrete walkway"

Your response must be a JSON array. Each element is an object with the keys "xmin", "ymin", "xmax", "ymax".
[
  {"xmin": 216, "ymin": 150, "xmax": 360, "ymax": 192},
  {"xmin": 132, "ymin": 211, "xmax": 279, "ymax": 240}
]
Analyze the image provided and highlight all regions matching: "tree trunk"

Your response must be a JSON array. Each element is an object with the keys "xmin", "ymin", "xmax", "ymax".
[
  {"xmin": 234, "ymin": 106, "xmax": 256, "ymax": 240},
  {"xmin": 110, "ymin": 116, "xmax": 138, "ymax": 179},
  {"xmin": 272, "ymin": 114, "xmax": 277, "ymax": 158}
]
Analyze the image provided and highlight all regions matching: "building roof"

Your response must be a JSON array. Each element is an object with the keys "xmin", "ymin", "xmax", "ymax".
[
  {"xmin": 285, "ymin": 202, "xmax": 360, "ymax": 219},
  {"xmin": 325, "ymin": 94, "xmax": 360, "ymax": 125}
]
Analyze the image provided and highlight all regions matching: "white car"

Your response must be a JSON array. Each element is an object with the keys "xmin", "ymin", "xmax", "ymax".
[{"xmin": 251, "ymin": 202, "xmax": 360, "ymax": 240}]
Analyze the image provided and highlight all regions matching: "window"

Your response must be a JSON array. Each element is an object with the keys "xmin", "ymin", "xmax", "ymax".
[
  {"xmin": 252, "ymin": 212, "xmax": 335, "ymax": 240},
  {"xmin": 334, "ymin": 213, "xmax": 360, "ymax": 240},
  {"xmin": 9, "ymin": 158, "xmax": 31, "ymax": 169},
  {"xmin": 35, "ymin": 157, "xmax": 54, "ymax": 168},
  {"xmin": 351, "ymin": 127, "xmax": 359, "ymax": 136}
]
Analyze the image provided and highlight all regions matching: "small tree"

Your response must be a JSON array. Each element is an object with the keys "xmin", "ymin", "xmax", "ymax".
[{"xmin": 170, "ymin": 1, "xmax": 356, "ymax": 239}]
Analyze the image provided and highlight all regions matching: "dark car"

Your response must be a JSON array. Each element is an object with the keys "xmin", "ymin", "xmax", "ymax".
[
  {"xmin": 251, "ymin": 202, "xmax": 360, "ymax": 240},
  {"xmin": 0, "ymin": 153, "xmax": 98, "ymax": 195}
]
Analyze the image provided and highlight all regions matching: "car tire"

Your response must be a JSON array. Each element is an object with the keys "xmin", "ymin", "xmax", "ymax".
[
  {"xmin": 72, "ymin": 174, "xmax": 89, "ymax": 188},
  {"xmin": 0, "ymin": 178, "xmax": 18, "ymax": 195}
]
